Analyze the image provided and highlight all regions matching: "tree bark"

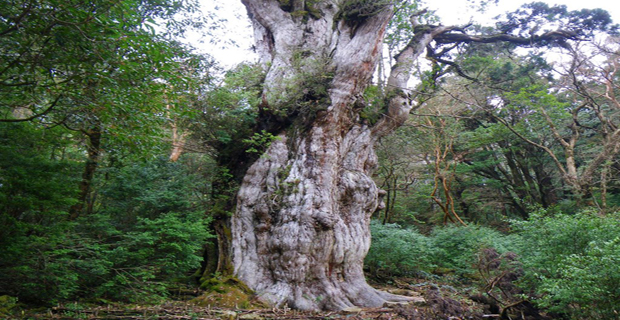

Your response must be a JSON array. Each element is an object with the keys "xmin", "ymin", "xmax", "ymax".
[
  {"xmin": 69, "ymin": 125, "xmax": 102, "ymax": 220},
  {"xmin": 231, "ymin": 0, "xmax": 583, "ymax": 310},
  {"xmin": 169, "ymin": 120, "xmax": 188, "ymax": 162},
  {"xmin": 232, "ymin": 0, "xmax": 419, "ymax": 310}
]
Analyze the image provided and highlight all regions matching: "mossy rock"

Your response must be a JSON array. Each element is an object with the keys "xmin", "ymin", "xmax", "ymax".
[{"xmin": 193, "ymin": 277, "xmax": 266, "ymax": 309}]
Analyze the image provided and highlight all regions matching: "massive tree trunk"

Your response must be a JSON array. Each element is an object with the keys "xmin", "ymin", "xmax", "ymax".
[
  {"xmin": 232, "ymin": 0, "xmax": 424, "ymax": 310},
  {"xmin": 231, "ymin": 0, "xmax": 582, "ymax": 311}
]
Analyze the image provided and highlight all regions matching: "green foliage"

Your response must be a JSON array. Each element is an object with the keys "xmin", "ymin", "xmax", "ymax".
[
  {"xmin": 0, "ymin": 156, "xmax": 212, "ymax": 305},
  {"xmin": 0, "ymin": 295, "xmax": 18, "ymax": 316},
  {"xmin": 0, "ymin": 220, "xmax": 80, "ymax": 303},
  {"xmin": 366, "ymin": 221, "xmax": 513, "ymax": 278},
  {"xmin": 429, "ymin": 225, "xmax": 512, "ymax": 276},
  {"xmin": 197, "ymin": 63, "xmax": 263, "ymax": 148},
  {"xmin": 243, "ymin": 130, "xmax": 280, "ymax": 155},
  {"xmin": 266, "ymin": 54, "xmax": 333, "ymax": 124},
  {"xmin": 365, "ymin": 221, "xmax": 434, "ymax": 277},
  {"xmin": 0, "ymin": 123, "xmax": 80, "ymax": 223},
  {"xmin": 359, "ymin": 85, "xmax": 388, "ymax": 125},
  {"xmin": 0, "ymin": 123, "xmax": 80, "ymax": 304},
  {"xmin": 460, "ymin": 54, "xmax": 551, "ymax": 91},
  {"xmin": 78, "ymin": 210, "xmax": 210, "ymax": 302},
  {"xmin": 496, "ymin": 2, "xmax": 618, "ymax": 38},
  {"xmin": 384, "ymin": 0, "xmax": 438, "ymax": 55},
  {"xmin": 0, "ymin": 0, "xmax": 216, "ymax": 303},
  {"xmin": 97, "ymin": 157, "xmax": 209, "ymax": 224},
  {"xmin": 0, "ymin": 0, "xmax": 211, "ymax": 155},
  {"xmin": 367, "ymin": 211, "xmax": 620, "ymax": 319},
  {"xmin": 512, "ymin": 208, "xmax": 620, "ymax": 319},
  {"xmin": 85, "ymin": 157, "xmax": 212, "ymax": 301},
  {"xmin": 543, "ymin": 239, "xmax": 620, "ymax": 319}
]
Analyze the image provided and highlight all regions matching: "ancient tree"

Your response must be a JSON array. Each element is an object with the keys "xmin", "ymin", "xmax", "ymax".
[{"xmin": 229, "ymin": 0, "xmax": 612, "ymax": 310}]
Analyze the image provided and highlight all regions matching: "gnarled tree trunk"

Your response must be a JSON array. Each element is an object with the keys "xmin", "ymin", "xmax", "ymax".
[
  {"xmin": 228, "ymin": 0, "xmax": 587, "ymax": 311},
  {"xmin": 231, "ymin": 0, "xmax": 432, "ymax": 310}
]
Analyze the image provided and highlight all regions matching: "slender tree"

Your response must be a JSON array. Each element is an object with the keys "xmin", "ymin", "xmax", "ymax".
[
  {"xmin": 0, "ymin": 0, "xmax": 213, "ymax": 218},
  {"xmin": 474, "ymin": 41, "xmax": 620, "ymax": 208}
]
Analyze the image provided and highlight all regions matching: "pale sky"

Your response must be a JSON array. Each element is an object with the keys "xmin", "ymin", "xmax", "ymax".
[
  {"xmin": 191, "ymin": 0, "xmax": 620, "ymax": 67},
  {"xmin": 431, "ymin": 0, "xmax": 620, "ymax": 24}
]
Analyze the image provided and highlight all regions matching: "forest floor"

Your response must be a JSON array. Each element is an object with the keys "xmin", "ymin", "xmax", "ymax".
[{"xmin": 9, "ymin": 277, "xmax": 535, "ymax": 320}]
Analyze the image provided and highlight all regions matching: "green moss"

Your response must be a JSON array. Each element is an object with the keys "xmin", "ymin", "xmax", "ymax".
[
  {"xmin": 0, "ymin": 295, "xmax": 17, "ymax": 316},
  {"xmin": 265, "ymin": 53, "xmax": 334, "ymax": 131},
  {"xmin": 305, "ymin": 0, "xmax": 322, "ymax": 19},
  {"xmin": 277, "ymin": 0, "xmax": 322, "ymax": 19},
  {"xmin": 277, "ymin": 0, "xmax": 292, "ymax": 11},
  {"xmin": 194, "ymin": 276, "xmax": 265, "ymax": 309},
  {"xmin": 337, "ymin": 0, "xmax": 391, "ymax": 22},
  {"xmin": 291, "ymin": 10, "xmax": 308, "ymax": 18},
  {"xmin": 358, "ymin": 85, "xmax": 393, "ymax": 125},
  {"xmin": 200, "ymin": 277, "xmax": 225, "ymax": 293}
]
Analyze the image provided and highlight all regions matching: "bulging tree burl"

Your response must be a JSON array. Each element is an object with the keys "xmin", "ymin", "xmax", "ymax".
[{"xmin": 229, "ymin": 0, "xmax": 612, "ymax": 311}]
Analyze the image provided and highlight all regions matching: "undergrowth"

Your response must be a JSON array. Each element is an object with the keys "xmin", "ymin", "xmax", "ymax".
[{"xmin": 366, "ymin": 208, "xmax": 620, "ymax": 319}]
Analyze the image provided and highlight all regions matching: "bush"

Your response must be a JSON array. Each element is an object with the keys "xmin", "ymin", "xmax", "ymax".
[
  {"xmin": 79, "ymin": 158, "xmax": 212, "ymax": 303},
  {"xmin": 367, "ymin": 209, "xmax": 620, "ymax": 319},
  {"xmin": 0, "ymin": 154, "xmax": 212, "ymax": 305},
  {"xmin": 0, "ymin": 123, "xmax": 81, "ymax": 303},
  {"xmin": 543, "ymin": 238, "xmax": 620, "ymax": 319},
  {"xmin": 430, "ymin": 224, "xmax": 513, "ymax": 276},
  {"xmin": 365, "ymin": 221, "xmax": 434, "ymax": 277},
  {"xmin": 512, "ymin": 209, "xmax": 620, "ymax": 319},
  {"xmin": 366, "ymin": 221, "xmax": 513, "ymax": 279},
  {"xmin": 77, "ymin": 211, "xmax": 210, "ymax": 303}
]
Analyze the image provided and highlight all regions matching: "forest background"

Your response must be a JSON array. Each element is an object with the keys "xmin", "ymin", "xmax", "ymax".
[{"xmin": 1, "ymin": 0, "xmax": 620, "ymax": 319}]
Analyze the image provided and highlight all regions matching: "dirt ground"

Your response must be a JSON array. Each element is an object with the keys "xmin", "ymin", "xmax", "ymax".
[
  {"xmin": 11, "ymin": 284, "xmax": 496, "ymax": 320},
  {"xmin": 10, "ymin": 277, "xmax": 549, "ymax": 320}
]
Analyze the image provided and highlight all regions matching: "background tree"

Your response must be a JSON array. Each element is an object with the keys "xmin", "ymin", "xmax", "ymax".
[
  {"xmin": 0, "ymin": 0, "xmax": 213, "ymax": 218},
  {"xmin": 432, "ymin": 51, "xmax": 562, "ymax": 219},
  {"xmin": 374, "ymin": 122, "xmax": 419, "ymax": 225},
  {"xmin": 453, "ymin": 39, "xmax": 620, "ymax": 210},
  {"xmin": 0, "ymin": 0, "xmax": 217, "ymax": 305}
]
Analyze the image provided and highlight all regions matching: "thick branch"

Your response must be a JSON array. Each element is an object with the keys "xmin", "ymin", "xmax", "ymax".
[
  {"xmin": 373, "ymin": 25, "xmax": 452, "ymax": 137},
  {"xmin": 374, "ymin": 26, "xmax": 581, "ymax": 136},
  {"xmin": 580, "ymin": 128, "xmax": 620, "ymax": 187},
  {"xmin": 434, "ymin": 29, "xmax": 580, "ymax": 48},
  {"xmin": 0, "ymin": 95, "xmax": 62, "ymax": 122}
]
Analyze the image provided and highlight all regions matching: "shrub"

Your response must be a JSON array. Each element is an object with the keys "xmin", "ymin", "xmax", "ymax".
[
  {"xmin": 366, "ymin": 221, "xmax": 514, "ymax": 279},
  {"xmin": 78, "ymin": 211, "xmax": 210, "ymax": 303},
  {"xmin": 0, "ymin": 155, "xmax": 212, "ymax": 305},
  {"xmin": 512, "ymin": 208, "xmax": 620, "ymax": 319},
  {"xmin": 0, "ymin": 123, "xmax": 81, "ymax": 303},
  {"xmin": 430, "ymin": 224, "xmax": 514, "ymax": 276},
  {"xmin": 78, "ymin": 158, "xmax": 213, "ymax": 302},
  {"xmin": 365, "ymin": 221, "xmax": 434, "ymax": 277}
]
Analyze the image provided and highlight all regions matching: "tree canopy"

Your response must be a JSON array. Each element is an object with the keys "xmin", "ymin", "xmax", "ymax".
[{"xmin": 2, "ymin": 0, "xmax": 620, "ymax": 318}]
